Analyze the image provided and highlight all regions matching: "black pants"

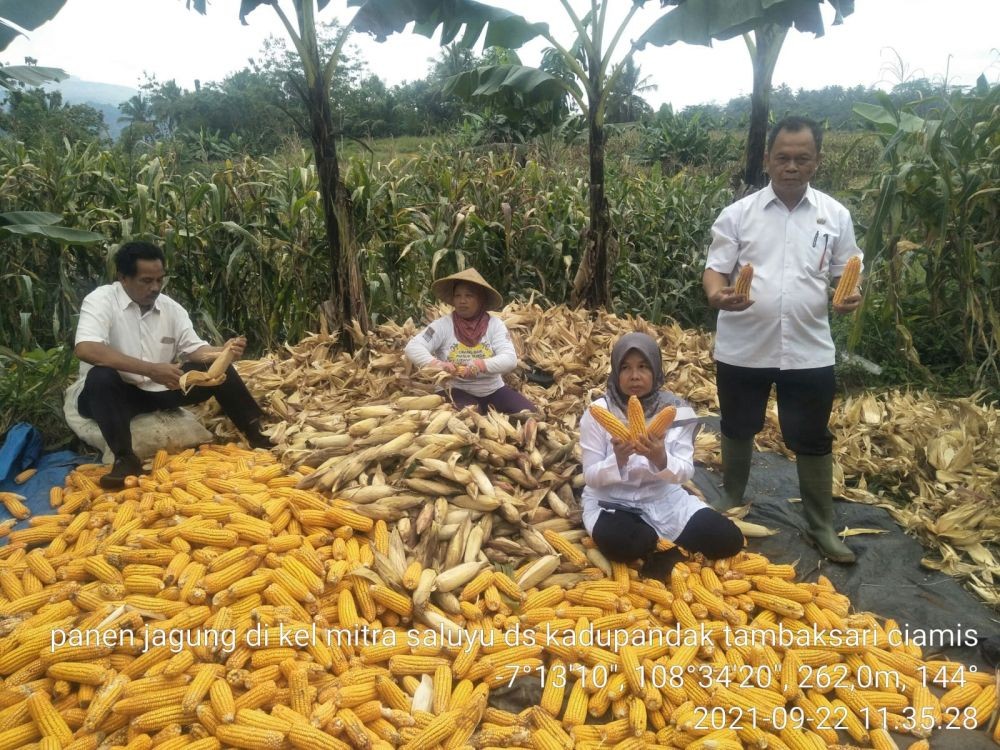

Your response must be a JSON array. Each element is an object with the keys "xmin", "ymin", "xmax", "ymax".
[
  {"xmin": 592, "ymin": 507, "xmax": 744, "ymax": 563},
  {"xmin": 716, "ymin": 361, "xmax": 835, "ymax": 456},
  {"xmin": 78, "ymin": 363, "xmax": 263, "ymax": 459}
]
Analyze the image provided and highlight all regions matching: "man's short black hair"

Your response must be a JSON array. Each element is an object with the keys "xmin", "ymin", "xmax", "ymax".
[
  {"xmin": 115, "ymin": 241, "xmax": 165, "ymax": 278},
  {"xmin": 767, "ymin": 116, "xmax": 823, "ymax": 154}
]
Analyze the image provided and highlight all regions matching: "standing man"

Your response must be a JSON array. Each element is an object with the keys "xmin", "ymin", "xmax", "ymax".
[
  {"xmin": 74, "ymin": 241, "xmax": 270, "ymax": 489},
  {"xmin": 703, "ymin": 116, "xmax": 862, "ymax": 563}
]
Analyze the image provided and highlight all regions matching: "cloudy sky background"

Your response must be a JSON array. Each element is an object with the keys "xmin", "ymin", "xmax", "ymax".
[{"xmin": 6, "ymin": 0, "xmax": 998, "ymax": 109}]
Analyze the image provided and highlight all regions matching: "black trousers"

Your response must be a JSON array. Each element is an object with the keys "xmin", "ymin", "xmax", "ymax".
[
  {"xmin": 592, "ymin": 507, "xmax": 744, "ymax": 563},
  {"xmin": 78, "ymin": 363, "xmax": 264, "ymax": 459},
  {"xmin": 716, "ymin": 361, "xmax": 835, "ymax": 456}
]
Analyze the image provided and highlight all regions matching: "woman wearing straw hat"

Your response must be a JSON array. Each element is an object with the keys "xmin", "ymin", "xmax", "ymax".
[{"xmin": 404, "ymin": 268, "xmax": 535, "ymax": 414}]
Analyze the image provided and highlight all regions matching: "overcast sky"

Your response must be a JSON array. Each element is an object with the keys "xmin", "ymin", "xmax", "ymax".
[{"xmin": 5, "ymin": 0, "xmax": 999, "ymax": 109}]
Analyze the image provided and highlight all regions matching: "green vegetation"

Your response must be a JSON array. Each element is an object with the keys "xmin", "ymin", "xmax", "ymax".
[{"xmin": 1, "ymin": 1, "xmax": 997, "ymax": 446}]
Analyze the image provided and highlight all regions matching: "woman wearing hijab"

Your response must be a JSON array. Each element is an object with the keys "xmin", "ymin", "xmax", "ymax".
[
  {"xmin": 404, "ymin": 268, "xmax": 535, "ymax": 414},
  {"xmin": 580, "ymin": 332, "xmax": 744, "ymax": 578}
]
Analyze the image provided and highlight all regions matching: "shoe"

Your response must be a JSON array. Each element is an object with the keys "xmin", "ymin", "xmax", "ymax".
[
  {"xmin": 245, "ymin": 430, "xmax": 271, "ymax": 450},
  {"xmin": 796, "ymin": 453, "xmax": 856, "ymax": 564},
  {"xmin": 709, "ymin": 435, "xmax": 753, "ymax": 512},
  {"xmin": 642, "ymin": 548, "xmax": 687, "ymax": 581},
  {"xmin": 100, "ymin": 454, "xmax": 144, "ymax": 490}
]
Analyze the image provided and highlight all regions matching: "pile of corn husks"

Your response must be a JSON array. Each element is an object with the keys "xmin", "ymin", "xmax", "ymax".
[{"xmin": 198, "ymin": 303, "xmax": 999, "ymax": 606}]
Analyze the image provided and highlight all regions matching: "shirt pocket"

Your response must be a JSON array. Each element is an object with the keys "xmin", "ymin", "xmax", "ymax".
[
  {"xmin": 157, "ymin": 335, "xmax": 178, "ymax": 363},
  {"xmin": 802, "ymin": 227, "xmax": 839, "ymax": 278}
]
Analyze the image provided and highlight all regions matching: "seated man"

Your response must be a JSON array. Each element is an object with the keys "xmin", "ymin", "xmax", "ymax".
[{"xmin": 74, "ymin": 241, "xmax": 269, "ymax": 489}]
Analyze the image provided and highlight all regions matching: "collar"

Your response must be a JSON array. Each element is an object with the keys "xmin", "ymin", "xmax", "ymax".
[
  {"xmin": 762, "ymin": 182, "xmax": 815, "ymax": 210},
  {"xmin": 113, "ymin": 281, "xmax": 161, "ymax": 312}
]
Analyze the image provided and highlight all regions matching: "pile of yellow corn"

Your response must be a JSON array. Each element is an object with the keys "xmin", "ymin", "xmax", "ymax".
[
  {"xmin": 205, "ymin": 303, "xmax": 999, "ymax": 607},
  {"xmin": 0, "ymin": 447, "xmax": 997, "ymax": 749}
]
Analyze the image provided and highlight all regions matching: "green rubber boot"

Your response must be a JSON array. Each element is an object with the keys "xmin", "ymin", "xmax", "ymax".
[
  {"xmin": 711, "ymin": 435, "xmax": 753, "ymax": 512},
  {"xmin": 796, "ymin": 453, "xmax": 856, "ymax": 564}
]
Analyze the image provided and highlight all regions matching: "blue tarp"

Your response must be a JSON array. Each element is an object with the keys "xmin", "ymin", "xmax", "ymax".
[{"xmin": 0, "ymin": 423, "xmax": 92, "ymax": 527}]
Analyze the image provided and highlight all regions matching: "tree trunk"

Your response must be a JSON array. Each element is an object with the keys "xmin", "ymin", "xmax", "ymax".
[
  {"xmin": 306, "ymin": 73, "xmax": 370, "ymax": 347},
  {"xmin": 743, "ymin": 25, "xmax": 788, "ymax": 190},
  {"xmin": 571, "ymin": 98, "xmax": 613, "ymax": 309}
]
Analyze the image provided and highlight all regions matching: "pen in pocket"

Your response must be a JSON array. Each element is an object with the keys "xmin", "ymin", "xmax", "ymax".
[{"xmin": 818, "ymin": 234, "xmax": 830, "ymax": 270}]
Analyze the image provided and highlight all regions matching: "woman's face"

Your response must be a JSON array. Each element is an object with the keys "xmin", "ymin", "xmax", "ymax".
[
  {"xmin": 618, "ymin": 349, "xmax": 654, "ymax": 398},
  {"xmin": 452, "ymin": 282, "xmax": 484, "ymax": 319}
]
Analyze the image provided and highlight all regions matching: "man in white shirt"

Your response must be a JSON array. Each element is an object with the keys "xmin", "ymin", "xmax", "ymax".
[
  {"xmin": 74, "ymin": 241, "xmax": 269, "ymax": 488},
  {"xmin": 703, "ymin": 116, "xmax": 862, "ymax": 563}
]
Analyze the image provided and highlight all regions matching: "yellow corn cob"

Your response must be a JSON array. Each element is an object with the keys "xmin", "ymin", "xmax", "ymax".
[
  {"xmin": 112, "ymin": 686, "xmax": 189, "ymax": 715},
  {"xmin": 0, "ymin": 723, "xmax": 41, "ymax": 750},
  {"xmin": 182, "ymin": 664, "xmax": 218, "ymax": 713},
  {"xmin": 429, "ymin": 663, "xmax": 452, "ymax": 714},
  {"xmin": 46, "ymin": 661, "xmax": 109, "ymax": 685},
  {"xmin": 131, "ymin": 705, "xmax": 191, "ymax": 732},
  {"xmin": 215, "ymin": 725, "xmax": 287, "ymax": 750},
  {"xmin": 752, "ymin": 576, "xmax": 813, "ymax": 603},
  {"xmin": 388, "ymin": 655, "xmax": 450, "ymax": 675},
  {"xmin": 535, "ymin": 656, "xmax": 565, "ymax": 716},
  {"xmin": 627, "ymin": 396, "xmax": 647, "ymax": 441},
  {"xmin": 589, "ymin": 406, "xmax": 633, "ymax": 443},
  {"xmin": 833, "ymin": 255, "xmax": 862, "ymax": 305},
  {"xmin": 733, "ymin": 263, "xmax": 753, "ymax": 298},
  {"xmin": 0, "ymin": 492, "xmax": 30, "ymax": 519},
  {"xmin": 26, "ymin": 691, "xmax": 72, "ymax": 745},
  {"xmin": 967, "ymin": 683, "xmax": 996, "ymax": 726},
  {"xmin": 289, "ymin": 722, "xmax": 346, "ymax": 750},
  {"xmin": 747, "ymin": 591, "xmax": 805, "ymax": 619},
  {"xmin": 644, "ymin": 406, "xmax": 677, "ymax": 442},
  {"xmin": 543, "ymin": 530, "xmax": 588, "ymax": 567},
  {"xmin": 210, "ymin": 678, "xmax": 236, "ymax": 723},
  {"xmin": 940, "ymin": 681, "xmax": 981, "ymax": 710}
]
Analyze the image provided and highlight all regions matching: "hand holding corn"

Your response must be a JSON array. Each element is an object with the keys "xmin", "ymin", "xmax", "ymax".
[
  {"xmin": 178, "ymin": 341, "xmax": 236, "ymax": 394},
  {"xmin": 832, "ymin": 255, "xmax": 863, "ymax": 313},
  {"xmin": 610, "ymin": 436, "xmax": 634, "ymax": 470},
  {"xmin": 429, "ymin": 358, "xmax": 457, "ymax": 374},
  {"xmin": 147, "ymin": 361, "xmax": 184, "ymax": 390},
  {"xmin": 632, "ymin": 433, "xmax": 669, "ymax": 471},
  {"xmin": 224, "ymin": 336, "xmax": 247, "ymax": 359},
  {"xmin": 589, "ymin": 397, "xmax": 678, "ymax": 445}
]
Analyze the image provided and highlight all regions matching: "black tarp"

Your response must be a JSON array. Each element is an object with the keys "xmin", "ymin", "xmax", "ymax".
[{"xmin": 690, "ymin": 431, "xmax": 1000, "ymax": 750}]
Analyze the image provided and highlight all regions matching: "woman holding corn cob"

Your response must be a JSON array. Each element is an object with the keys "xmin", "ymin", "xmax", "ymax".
[
  {"xmin": 702, "ymin": 116, "xmax": 863, "ymax": 564},
  {"xmin": 404, "ymin": 268, "xmax": 535, "ymax": 414},
  {"xmin": 580, "ymin": 333, "xmax": 744, "ymax": 579}
]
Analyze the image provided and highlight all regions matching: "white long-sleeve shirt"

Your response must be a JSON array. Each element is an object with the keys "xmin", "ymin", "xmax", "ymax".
[
  {"xmin": 705, "ymin": 183, "xmax": 863, "ymax": 370},
  {"xmin": 580, "ymin": 397, "xmax": 706, "ymax": 541},
  {"xmin": 404, "ymin": 314, "xmax": 518, "ymax": 397},
  {"xmin": 75, "ymin": 282, "xmax": 208, "ymax": 392}
]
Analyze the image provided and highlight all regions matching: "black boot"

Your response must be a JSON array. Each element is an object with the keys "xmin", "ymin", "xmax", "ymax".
[
  {"xmin": 797, "ymin": 453, "xmax": 856, "ymax": 564},
  {"xmin": 100, "ymin": 453, "xmax": 144, "ymax": 490},
  {"xmin": 642, "ymin": 548, "xmax": 687, "ymax": 581},
  {"xmin": 240, "ymin": 418, "xmax": 271, "ymax": 450},
  {"xmin": 710, "ymin": 435, "xmax": 753, "ymax": 511},
  {"xmin": 244, "ymin": 429, "xmax": 271, "ymax": 450}
]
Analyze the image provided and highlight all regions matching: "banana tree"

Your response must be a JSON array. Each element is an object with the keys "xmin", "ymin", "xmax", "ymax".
[
  {"xmin": 349, "ymin": 0, "xmax": 855, "ymax": 309},
  {"xmin": 0, "ymin": 0, "xmax": 69, "ymax": 88},
  {"xmin": 189, "ymin": 0, "xmax": 370, "ymax": 344}
]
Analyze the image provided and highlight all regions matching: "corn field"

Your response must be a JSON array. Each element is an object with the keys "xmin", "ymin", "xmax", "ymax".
[{"xmin": 2, "ymin": 83, "xmax": 999, "ymax": 440}]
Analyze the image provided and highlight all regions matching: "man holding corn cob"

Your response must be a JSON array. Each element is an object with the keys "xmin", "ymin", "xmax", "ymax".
[
  {"xmin": 702, "ymin": 116, "xmax": 863, "ymax": 564},
  {"xmin": 73, "ymin": 241, "xmax": 270, "ymax": 488}
]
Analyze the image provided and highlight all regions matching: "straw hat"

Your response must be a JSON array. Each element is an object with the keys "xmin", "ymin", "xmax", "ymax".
[{"xmin": 430, "ymin": 268, "xmax": 503, "ymax": 311}]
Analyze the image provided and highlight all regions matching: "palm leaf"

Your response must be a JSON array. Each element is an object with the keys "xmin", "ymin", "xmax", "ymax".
[
  {"xmin": 348, "ymin": 0, "xmax": 548, "ymax": 49},
  {"xmin": 0, "ymin": 0, "xmax": 69, "ymax": 52},
  {"xmin": 444, "ymin": 64, "xmax": 576, "ymax": 104},
  {"xmin": 637, "ymin": 0, "xmax": 854, "ymax": 48}
]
